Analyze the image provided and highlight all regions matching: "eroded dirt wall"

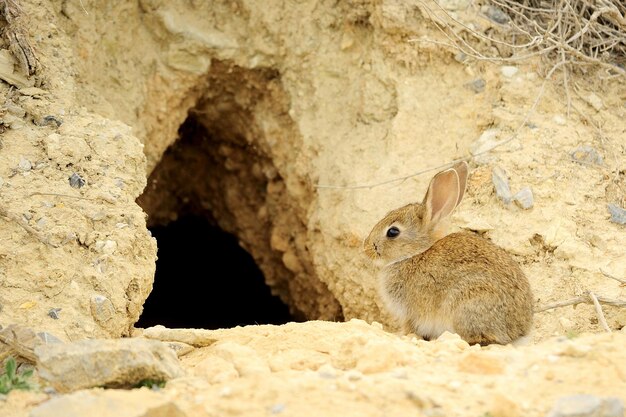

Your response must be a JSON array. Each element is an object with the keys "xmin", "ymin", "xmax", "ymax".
[{"xmin": 0, "ymin": 0, "xmax": 624, "ymax": 340}]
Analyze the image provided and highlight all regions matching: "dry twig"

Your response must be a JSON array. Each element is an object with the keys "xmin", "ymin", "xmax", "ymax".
[
  {"xmin": 0, "ymin": 206, "xmax": 58, "ymax": 248},
  {"xmin": 535, "ymin": 293, "xmax": 626, "ymax": 312},
  {"xmin": 588, "ymin": 291, "xmax": 611, "ymax": 333}
]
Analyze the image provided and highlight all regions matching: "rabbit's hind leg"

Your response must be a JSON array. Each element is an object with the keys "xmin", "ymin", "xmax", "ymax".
[{"xmin": 452, "ymin": 301, "xmax": 513, "ymax": 346}]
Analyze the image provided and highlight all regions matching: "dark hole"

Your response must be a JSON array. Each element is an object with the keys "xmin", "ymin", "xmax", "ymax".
[{"xmin": 136, "ymin": 215, "xmax": 293, "ymax": 329}]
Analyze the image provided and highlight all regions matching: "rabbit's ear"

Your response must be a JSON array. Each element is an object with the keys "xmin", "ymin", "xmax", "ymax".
[
  {"xmin": 422, "ymin": 166, "xmax": 462, "ymax": 226},
  {"xmin": 452, "ymin": 161, "xmax": 469, "ymax": 208}
]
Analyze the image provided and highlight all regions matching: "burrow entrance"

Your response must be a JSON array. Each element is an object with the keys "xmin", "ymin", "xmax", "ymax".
[
  {"xmin": 135, "ymin": 214, "xmax": 292, "ymax": 329},
  {"xmin": 136, "ymin": 62, "xmax": 343, "ymax": 329}
]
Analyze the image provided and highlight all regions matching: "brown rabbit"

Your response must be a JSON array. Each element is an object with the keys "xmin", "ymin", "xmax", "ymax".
[{"xmin": 363, "ymin": 162, "xmax": 533, "ymax": 345}]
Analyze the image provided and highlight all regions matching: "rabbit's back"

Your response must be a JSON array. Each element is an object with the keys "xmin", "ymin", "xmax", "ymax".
[{"xmin": 384, "ymin": 232, "xmax": 533, "ymax": 344}]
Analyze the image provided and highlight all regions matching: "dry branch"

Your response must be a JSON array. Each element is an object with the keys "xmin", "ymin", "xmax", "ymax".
[
  {"xmin": 589, "ymin": 292, "xmax": 611, "ymax": 333},
  {"xmin": 536, "ymin": 293, "xmax": 626, "ymax": 312},
  {"xmin": 0, "ymin": 206, "xmax": 58, "ymax": 248},
  {"xmin": 490, "ymin": 0, "xmax": 626, "ymax": 78}
]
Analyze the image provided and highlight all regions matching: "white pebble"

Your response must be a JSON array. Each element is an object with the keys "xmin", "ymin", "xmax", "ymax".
[
  {"xmin": 501, "ymin": 66, "xmax": 519, "ymax": 78},
  {"xmin": 553, "ymin": 115, "xmax": 566, "ymax": 126},
  {"xmin": 18, "ymin": 157, "xmax": 32, "ymax": 171}
]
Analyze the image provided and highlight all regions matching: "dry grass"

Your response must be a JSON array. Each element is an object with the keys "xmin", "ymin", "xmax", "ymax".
[
  {"xmin": 492, "ymin": 0, "xmax": 625, "ymax": 74},
  {"xmin": 413, "ymin": 0, "xmax": 626, "ymax": 83}
]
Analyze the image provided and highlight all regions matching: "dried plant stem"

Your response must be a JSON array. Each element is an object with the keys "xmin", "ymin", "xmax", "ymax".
[
  {"xmin": 536, "ymin": 293, "xmax": 626, "ymax": 312},
  {"xmin": 0, "ymin": 207, "xmax": 58, "ymax": 248},
  {"xmin": 28, "ymin": 191, "xmax": 97, "ymax": 201},
  {"xmin": 589, "ymin": 292, "xmax": 611, "ymax": 333}
]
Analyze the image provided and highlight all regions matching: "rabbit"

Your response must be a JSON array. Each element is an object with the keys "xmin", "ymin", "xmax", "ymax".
[{"xmin": 363, "ymin": 161, "xmax": 533, "ymax": 345}]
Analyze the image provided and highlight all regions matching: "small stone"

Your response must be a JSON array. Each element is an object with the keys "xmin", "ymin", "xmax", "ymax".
[
  {"xmin": 553, "ymin": 115, "xmax": 567, "ymax": 125},
  {"xmin": 34, "ymin": 338, "xmax": 185, "ymax": 392},
  {"xmin": 37, "ymin": 332, "xmax": 63, "ymax": 345},
  {"xmin": 0, "ymin": 324, "xmax": 47, "ymax": 362},
  {"xmin": 471, "ymin": 128, "xmax": 502, "ymax": 156},
  {"xmin": 95, "ymin": 239, "xmax": 117, "ymax": 254},
  {"xmin": 165, "ymin": 341, "xmax": 194, "ymax": 357},
  {"xmin": 438, "ymin": 0, "xmax": 470, "ymax": 11},
  {"xmin": 481, "ymin": 5, "xmax": 510, "ymax": 24},
  {"xmin": 570, "ymin": 145, "xmax": 603, "ymax": 166},
  {"xmin": 492, "ymin": 166, "xmax": 512, "ymax": 204},
  {"xmin": 585, "ymin": 93, "xmax": 604, "ymax": 111},
  {"xmin": 69, "ymin": 172, "xmax": 85, "ymax": 188},
  {"xmin": 318, "ymin": 363, "xmax": 338, "ymax": 379},
  {"xmin": 512, "ymin": 187, "xmax": 534, "ymax": 209},
  {"xmin": 546, "ymin": 394, "xmax": 623, "ymax": 417},
  {"xmin": 437, "ymin": 331, "xmax": 470, "ymax": 350},
  {"xmin": 36, "ymin": 217, "xmax": 47, "ymax": 229},
  {"xmin": 90, "ymin": 294, "xmax": 115, "ymax": 324},
  {"xmin": 501, "ymin": 66, "xmax": 519, "ymax": 78},
  {"xmin": 607, "ymin": 204, "xmax": 626, "ymax": 225},
  {"xmin": 35, "ymin": 115, "xmax": 63, "ymax": 127},
  {"xmin": 18, "ymin": 157, "xmax": 32, "ymax": 171},
  {"xmin": 270, "ymin": 404, "xmax": 285, "ymax": 414},
  {"xmin": 6, "ymin": 103, "xmax": 25, "ymax": 117},
  {"xmin": 4, "ymin": 113, "xmax": 25, "ymax": 129},
  {"xmin": 47, "ymin": 308, "xmax": 62, "ymax": 320},
  {"xmin": 29, "ymin": 390, "xmax": 187, "ymax": 417},
  {"xmin": 454, "ymin": 52, "xmax": 468, "ymax": 63},
  {"xmin": 143, "ymin": 326, "xmax": 218, "ymax": 347},
  {"xmin": 558, "ymin": 317, "xmax": 575, "ymax": 331},
  {"xmin": 465, "ymin": 78, "xmax": 486, "ymax": 93}
]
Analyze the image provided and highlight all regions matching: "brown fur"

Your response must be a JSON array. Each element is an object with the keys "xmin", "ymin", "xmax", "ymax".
[{"xmin": 363, "ymin": 162, "xmax": 533, "ymax": 345}]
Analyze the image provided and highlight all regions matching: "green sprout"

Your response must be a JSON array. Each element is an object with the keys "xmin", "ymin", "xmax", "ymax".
[
  {"xmin": 0, "ymin": 357, "xmax": 37, "ymax": 395},
  {"xmin": 134, "ymin": 379, "xmax": 166, "ymax": 390}
]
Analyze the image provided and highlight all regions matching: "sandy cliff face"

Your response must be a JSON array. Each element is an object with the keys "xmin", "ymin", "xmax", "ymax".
[
  {"xmin": 0, "ymin": 0, "xmax": 625, "ymax": 359},
  {"xmin": 1, "ymin": 0, "xmax": 626, "ymax": 415}
]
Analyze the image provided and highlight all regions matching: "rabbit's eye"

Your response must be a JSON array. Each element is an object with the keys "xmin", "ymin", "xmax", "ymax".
[{"xmin": 386, "ymin": 227, "xmax": 400, "ymax": 238}]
